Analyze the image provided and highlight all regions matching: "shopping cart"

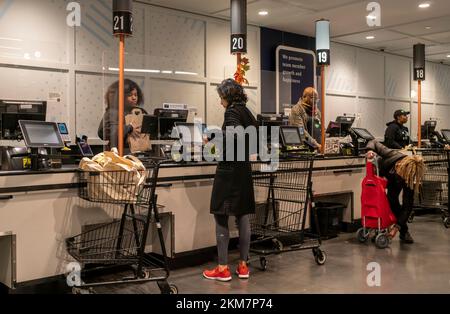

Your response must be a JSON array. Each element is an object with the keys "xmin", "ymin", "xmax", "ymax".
[
  {"xmin": 249, "ymin": 156, "xmax": 326, "ymax": 271},
  {"xmin": 412, "ymin": 149, "xmax": 449, "ymax": 228},
  {"xmin": 66, "ymin": 158, "xmax": 178, "ymax": 294}
]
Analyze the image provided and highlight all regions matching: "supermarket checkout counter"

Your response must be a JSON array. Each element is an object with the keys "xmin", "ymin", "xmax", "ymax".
[
  {"xmin": 0, "ymin": 154, "xmax": 365, "ymax": 289},
  {"xmin": 0, "ymin": 119, "xmax": 366, "ymax": 289}
]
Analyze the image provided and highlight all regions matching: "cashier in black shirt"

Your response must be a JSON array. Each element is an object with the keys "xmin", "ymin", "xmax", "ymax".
[{"xmin": 384, "ymin": 110, "xmax": 411, "ymax": 149}]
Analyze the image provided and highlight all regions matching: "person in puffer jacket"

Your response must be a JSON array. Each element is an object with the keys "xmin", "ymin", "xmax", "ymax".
[{"xmin": 365, "ymin": 140, "xmax": 425, "ymax": 243}]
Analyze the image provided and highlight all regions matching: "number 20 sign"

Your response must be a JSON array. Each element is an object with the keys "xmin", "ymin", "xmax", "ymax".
[{"xmin": 231, "ymin": 34, "xmax": 247, "ymax": 54}]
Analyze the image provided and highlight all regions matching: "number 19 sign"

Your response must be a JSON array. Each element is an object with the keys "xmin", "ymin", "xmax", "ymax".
[
  {"xmin": 231, "ymin": 34, "xmax": 247, "ymax": 54},
  {"xmin": 317, "ymin": 49, "xmax": 330, "ymax": 66}
]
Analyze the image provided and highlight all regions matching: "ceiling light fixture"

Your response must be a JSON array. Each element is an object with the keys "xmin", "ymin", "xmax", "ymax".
[
  {"xmin": 418, "ymin": 3, "xmax": 430, "ymax": 8},
  {"xmin": 425, "ymin": 26, "xmax": 432, "ymax": 30},
  {"xmin": 366, "ymin": 36, "xmax": 375, "ymax": 40},
  {"xmin": 258, "ymin": 10, "xmax": 269, "ymax": 16},
  {"xmin": 447, "ymin": 54, "xmax": 450, "ymax": 58}
]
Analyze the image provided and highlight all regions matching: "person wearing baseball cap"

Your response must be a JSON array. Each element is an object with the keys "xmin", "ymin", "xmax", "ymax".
[{"xmin": 384, "ymin": 109, "xmax": 411, "ymax": 149}]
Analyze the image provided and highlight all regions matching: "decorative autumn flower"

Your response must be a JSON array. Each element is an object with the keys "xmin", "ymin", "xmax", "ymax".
[{"xmin": 234, "ymin": 57, "xmax": 250, "ymax": 85}]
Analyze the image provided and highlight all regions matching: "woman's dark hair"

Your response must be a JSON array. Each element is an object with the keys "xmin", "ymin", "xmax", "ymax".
[
  {"xmin": 105, "ymin": 79, "xmax": 144, "ymax": 109},
  {"xmin": 216, "ymin": 79, "xmax": 248, "ymax": 105}
]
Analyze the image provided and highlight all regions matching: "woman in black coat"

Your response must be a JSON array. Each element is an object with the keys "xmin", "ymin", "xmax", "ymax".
[{"xmin": 203, "ymin": 79, "xmax": 257, "ymax": 282}]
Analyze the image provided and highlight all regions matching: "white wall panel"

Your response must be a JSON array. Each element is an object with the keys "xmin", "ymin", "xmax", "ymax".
[
  {"xmin": 327, "ymin": 43, "xmax": 356, "ymax": 93},
  {"xmin": 0, "ymin": 0, "xmax": 69, "ymax": 63},
  {"xmin": 356, "ymin": 98, "xmax": 385, "ymax": 138},
  {"xmin": 385, "ymin": 55, "xmax": 410, "ymax": 99},
  {"xmin": 435, "ymin": 104, "xmax": 450, "ymax": 131},
  {"xmin": 357, "ymin": 50, "xmax": 384, "ymax": 97},
  {"xmin": 435, "ymin": 65, "xmax": 450, "ymax": 104},
  {"xmin": 148, "ymin": 9, "xmax": 205, "ymax": 76},
  {"xmin": 0, "ymin": 67, "xmax": 68, "ymax": 123},
  {"xmin": 326, "ymin": 95, "xmax": 357, "ymax": 125}
]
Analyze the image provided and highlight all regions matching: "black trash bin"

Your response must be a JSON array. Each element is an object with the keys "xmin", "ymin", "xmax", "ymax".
[{"xmin": 311, "ymin": 202, "xmax": 345, "ymax": 240}]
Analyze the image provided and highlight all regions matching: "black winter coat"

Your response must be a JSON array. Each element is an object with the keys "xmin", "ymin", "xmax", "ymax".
[
  {"xmin": 366, "ymin": 140, "xmax": 406, "ymax": 176},
  {"xmin": 384, "ymin": 121, "xmax": 410, "ymax": 149},
  {"xmin": 210, "ymin": 103, "xmax": 257, "ymax": 216}
]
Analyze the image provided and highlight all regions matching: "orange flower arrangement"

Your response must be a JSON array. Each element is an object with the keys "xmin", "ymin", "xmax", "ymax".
[{"xmin": 234, "ymin": 57, "xmax": 250, "ymax": 85}]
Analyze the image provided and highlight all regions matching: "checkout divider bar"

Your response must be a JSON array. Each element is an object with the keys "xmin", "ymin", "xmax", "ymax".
[{"xmin": 0, "ymin": 164, "xmax": 365, "ymax": 194}]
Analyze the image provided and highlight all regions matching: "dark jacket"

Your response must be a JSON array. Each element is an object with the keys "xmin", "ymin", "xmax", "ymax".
[
  {"xmin": 366, "ymin": 140, "xmax": 406, "ymax": 176},
  {"xmin": 210, "ymin": 103, "xmax": 257, "ymax": 216},
  {"xmin": 384, "ymin": 121, "xmax": 410, "ymax": 149},
  {"xmin": 98, "ymin": 106, "xmax": 147, "ymax": 150}
]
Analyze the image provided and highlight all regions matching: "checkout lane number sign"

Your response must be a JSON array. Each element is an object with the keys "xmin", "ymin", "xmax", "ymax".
[{"xmin": 113, "ymin": 11, "xmax": 133, "ymax": 36}]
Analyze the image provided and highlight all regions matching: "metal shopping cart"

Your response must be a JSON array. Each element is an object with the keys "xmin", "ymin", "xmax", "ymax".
[
  {"xmin": 66, "ymin": 158, "xmax": 178, "ymax": 294},
  {"xmin": 249, "ymin": 156, "xmax": 326, "ymax": 271},
  {"xmin": 412, "ymin": 149, "xmax": 449, "ymax": 228}
]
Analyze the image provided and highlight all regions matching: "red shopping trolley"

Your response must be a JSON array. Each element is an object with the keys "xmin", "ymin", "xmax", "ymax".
[{"xmin": 356, "ymin": 160, "xmax": 397, "ymax": 249}]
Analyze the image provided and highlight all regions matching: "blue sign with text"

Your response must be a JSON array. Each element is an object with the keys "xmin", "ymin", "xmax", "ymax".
[{"xmin": 277, "ymin": 46, "xmax": 316, "ymax": 114}]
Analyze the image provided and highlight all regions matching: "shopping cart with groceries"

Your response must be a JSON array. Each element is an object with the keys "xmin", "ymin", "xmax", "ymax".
[
  {"xmin": 66, "ymin": 153, "xmax": 177, "ymax": 294},
  {"xmin": 249, "ymin": 155, "xmax": 327, "ymax": 271},
  {"xmin": 357, "ymin": 159, "xmax": 397, "ymax": 249},
  {"xmin": 411, "ymin": 149, "xmax": 449, "ymax": 228}
]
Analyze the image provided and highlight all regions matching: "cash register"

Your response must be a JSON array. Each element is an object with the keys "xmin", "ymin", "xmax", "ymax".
[
  {"xmin": 441, "ymin": 129, "xmax": 450, "ymax": 144},
  {"xmin": 18, "ymin": 120, "xmax": 65, "ymax": 170},
  {"xmin": 0, "ymin": 100, "xmax": 47, "ymax": 170},
  {"xmin": 420, "ymin": 120, "xmax": 447, "ymax": 148},
  {"xmin": 349, "ymin": 127, "xmax": 375, "ymax": 156},
  {"xmin": 279, "ymin": 126, "xmax": 311, "ymax": 158}
]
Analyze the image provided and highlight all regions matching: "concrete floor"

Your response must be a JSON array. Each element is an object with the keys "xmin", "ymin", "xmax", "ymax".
[{"xmin": 95, "ymin": 215, "xmax": 450, "ymax": 294}]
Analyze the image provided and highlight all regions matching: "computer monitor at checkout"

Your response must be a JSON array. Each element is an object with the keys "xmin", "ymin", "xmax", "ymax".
[
  {"xmin": 19, "ymin": 120, "xmax": 65, "ymax": 148},
  {"xmin": 280, "ymin": 126, "xmax": 305, "ymax": 146}
]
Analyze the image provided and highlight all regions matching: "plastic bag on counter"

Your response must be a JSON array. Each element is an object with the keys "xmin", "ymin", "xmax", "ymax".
[{"xmin": 79, "ymin": 148, "xmax": 147, "ymax": 203}]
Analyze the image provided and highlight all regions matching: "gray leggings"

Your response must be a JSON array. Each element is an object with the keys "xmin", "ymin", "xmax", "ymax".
[{"xmin": 215, "ymin": 215, "xmax": 251, "ymax": 265}]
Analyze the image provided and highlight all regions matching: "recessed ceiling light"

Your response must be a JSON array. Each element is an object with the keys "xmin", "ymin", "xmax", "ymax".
[
  {"xmin": 418, "ymin": 3, "xmax": 430, "ymax": 8},
  {"xmin": 425, "ymin": 26, "xmax": 432, "ymax": 30},
  {"xmin": 366, "ymin": 36, "xmax": 375, "ymax": 40},
  {"xmin": 258, "ymin": 10, "xmax": 269, "ymax": 16},
  {"xmin": 447, "ymin": 54, "xmax": 450, "ymax": 58}
]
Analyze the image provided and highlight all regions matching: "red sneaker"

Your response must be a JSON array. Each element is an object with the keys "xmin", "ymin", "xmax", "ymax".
[
  {"xmin": 236, "ymin": 263, "xmax": 250, "ymax": 279},
  {"xmin": 203, "ymin": 266, "xmax": 232, "ymax": 282}
]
